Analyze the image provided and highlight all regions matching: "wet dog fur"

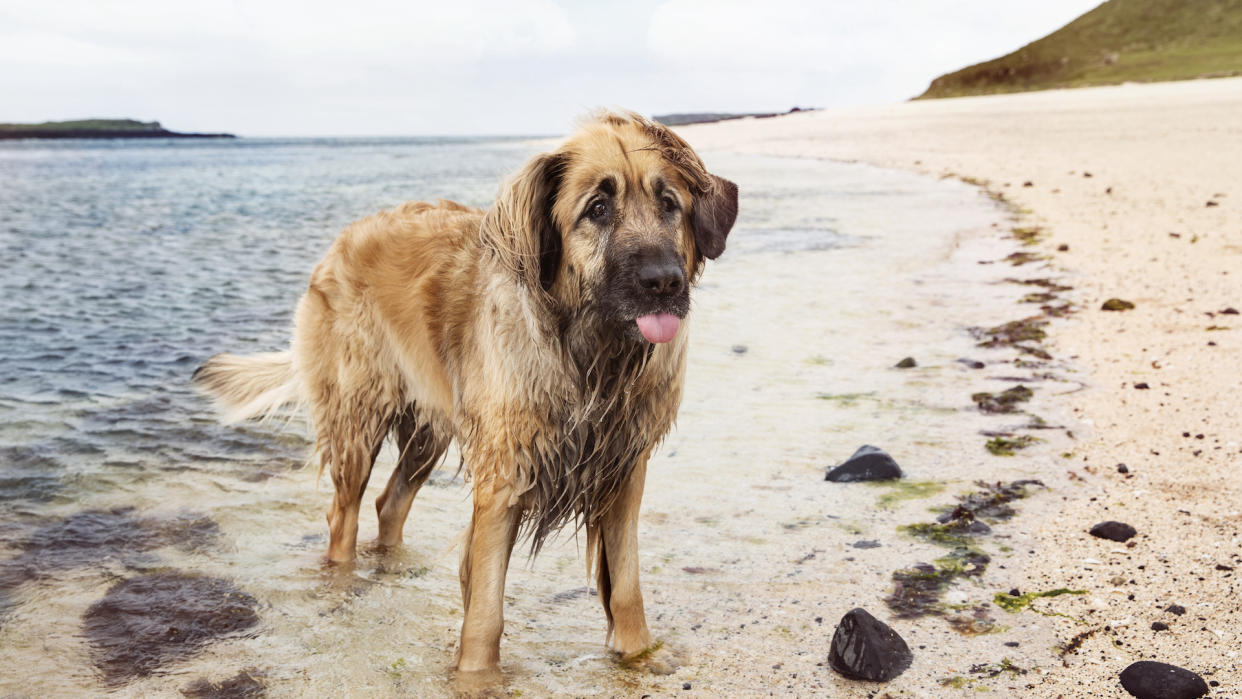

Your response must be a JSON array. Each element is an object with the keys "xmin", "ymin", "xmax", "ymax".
[{"xmin": 193, "ymin": 111, "xmax": 738, "ymax": 678}]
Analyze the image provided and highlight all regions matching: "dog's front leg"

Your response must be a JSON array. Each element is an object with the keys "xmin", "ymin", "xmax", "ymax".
[
  {"xmin": 455, "ymin": 479, "xmax": 520, "ymax": 678},
  {"xmin": 598, "ymin": 457, "xmax": 654, "ymax": 657}
]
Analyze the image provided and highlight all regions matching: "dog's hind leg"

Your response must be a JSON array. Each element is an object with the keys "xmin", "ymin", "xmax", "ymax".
[
  {"xmin": 324, "ymin": 424, "xmax": 386, "ymax": 563},
  {"xmin": 376, "ymin": 409, "xmax": 449, "ymax": 547}
]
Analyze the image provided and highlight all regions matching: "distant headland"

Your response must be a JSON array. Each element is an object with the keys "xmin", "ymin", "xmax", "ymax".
[
  {"xmin": 653, "ymin": 107, "xmax": 817, "ymax": 127},
  {"xmin": 0, "ymin": 119, "xmax": 236, "ymax": 140}
]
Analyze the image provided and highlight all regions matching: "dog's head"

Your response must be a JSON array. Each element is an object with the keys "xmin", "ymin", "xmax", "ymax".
[{"xmin": 482, "ymin": 111, "xmax": 738, "ymax": 345}]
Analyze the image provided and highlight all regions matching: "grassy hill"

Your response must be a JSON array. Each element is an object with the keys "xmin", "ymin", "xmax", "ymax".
[
  {"xmin": 917, "ymin": 0, "xmax": 1242, "ymax": 99},
  {"xmin": 0, "ymin": 119, "xmax": 234, "ymax": 140}
]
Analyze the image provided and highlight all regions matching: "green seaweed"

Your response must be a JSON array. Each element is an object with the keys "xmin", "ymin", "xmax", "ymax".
[
  {"xmin": 899, "ymin": 523, "xmax": 976, "ymax": 549},
  {"xmin": 1011, "ymin": 226, "xmax": 1044, "ymax": 245},
  {"xmin": 985, "ymin": 435, "xmax": 1040, "ymax": 456},
  {"xmin": 972, "ymin": 316, "xmax": 1049, "ymax": 347},
  {"xmin": 971, "ymin": 385, "xmax": 1033, "ymax": 414},
  {"xmin": 1004, "ymin": 251, "xmax": 1045, "ymax": 266},
  {"xmin": 993, "ymin": 588, "xmax": 1086, "ymax": 613},
  {"xmin": 814, "ymin": 391, "xmax": 876, "ymax": 406},
  {"xmin": 871, "ymin": 480, "xmax": 947, "ymax": 509}
]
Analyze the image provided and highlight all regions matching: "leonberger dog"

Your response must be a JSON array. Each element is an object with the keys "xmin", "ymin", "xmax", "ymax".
[{"xmin": 194, "ymin": 111, "xmax": 738, "ymax": 678}]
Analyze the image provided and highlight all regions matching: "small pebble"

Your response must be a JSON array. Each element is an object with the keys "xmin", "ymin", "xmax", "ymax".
[
  {"xmin": 1166, "ymin": 604, "xmax": 1186, "ymax": 616},
  {"xmin": 1003, "ymin": 641, "xmax": 1020, "ymax": 648},
  {"xmin": 682, "ymin": 682, "xmax": 691, "ymax": 690},
  {"xmin": 1117, "ymin": 463, "xmax": 1129, "ymax": 474},
  {"xmin": 1102, "ymin": 298, "xmax": 1136, "ymax": 311},
  {"xmin": 1057, "ymin": 243, "xmax": 1069, "ymax": 251},
  {"xmin": 1134, "ymin": 382, "xmax": 1150, "ymax": 390},
  {"xmin": 1152, "ymin": 621, "xmax": 1169, "ymax": 631},
  {"xmin": 1090, "ymin": 521, "xmax": 1138, "ymax": 542},
  {"xmin": 894, "ymin": 356, "xmax": 917, "ymax": 369},
  {"xmin": 731, "ymin": 345, "xmax": 747, "ymax": 355}
]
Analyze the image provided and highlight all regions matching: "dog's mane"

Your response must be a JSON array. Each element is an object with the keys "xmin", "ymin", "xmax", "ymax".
[{"xmin": 510, "ymin": 309, "xmax": 662, "ymax": 555}]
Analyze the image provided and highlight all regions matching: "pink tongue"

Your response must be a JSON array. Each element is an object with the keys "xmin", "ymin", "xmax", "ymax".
[{"xmin": 635, "ymin": 313, "xmax": 680, "ymax": 343}]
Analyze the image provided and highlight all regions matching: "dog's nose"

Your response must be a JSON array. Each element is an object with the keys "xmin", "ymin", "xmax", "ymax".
[{"xmin": 635, "ymin": 259, "xmax": 684, "ymax": 296}]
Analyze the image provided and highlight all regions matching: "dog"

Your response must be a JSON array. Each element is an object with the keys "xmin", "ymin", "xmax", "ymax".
[{"xmin": 193, "ymin": 111, "xmax": 738, "ymax": 678}]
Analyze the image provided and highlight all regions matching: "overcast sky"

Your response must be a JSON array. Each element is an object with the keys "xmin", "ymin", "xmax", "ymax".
[{"xmin": 1, "ymin": 0, "xmax": 1102, "ymax": 136}]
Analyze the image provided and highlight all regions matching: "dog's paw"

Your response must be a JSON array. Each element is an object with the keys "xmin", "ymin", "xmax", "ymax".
[
  {"xmin": 618, "ymin": 640, "xmax": 682, "ymax": 675},
  {"xmin": 452, "ymin": 667, "xmax": 507, "ymax": 698}
]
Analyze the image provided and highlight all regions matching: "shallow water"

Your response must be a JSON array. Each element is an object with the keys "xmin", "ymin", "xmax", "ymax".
[{"xmin": 0, "ymin": 137, "xmax": 1076, "ymax": 695}]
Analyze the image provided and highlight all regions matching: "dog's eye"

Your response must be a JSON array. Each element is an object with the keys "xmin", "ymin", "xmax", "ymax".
[
  {"xmin": 589, "ymin": 201, "xmax": 608, "ymax": 222},
  {"xmin": 661, "ymin": 197, "xmax": 678, "ymax": 215}
]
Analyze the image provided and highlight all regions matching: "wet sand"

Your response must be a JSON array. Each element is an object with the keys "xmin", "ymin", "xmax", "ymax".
[{"xmin": 677, "ymin": 77, "xmax": 1242, "ymax": 695}]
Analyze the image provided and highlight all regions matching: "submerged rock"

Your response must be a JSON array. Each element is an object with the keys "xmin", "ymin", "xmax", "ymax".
[
  {"xmin": 1119, "ymin": 661, "xmax": 1208, "ymax": 699},
  {"xmin": 828, "ymin": 607, "xmax": 913, "ymax": 682},
  {"xmin": 826, "ymin": 445, "xmax": 903, "ymax": 482},
  {"xmin": 84, "ymin": 572, "xmax": 259, "ymax": 685},
  {"xmin": 1089, "ymin": 521, "xmax": 1137, "ymax": 542}
]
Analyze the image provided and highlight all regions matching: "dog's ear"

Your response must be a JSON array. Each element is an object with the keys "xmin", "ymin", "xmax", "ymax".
[
  {"xmin": 483, "ymin": 151, "xmax": 569, "ymax": 293},
  {"xmin": 693, "ymin": 174, "xmax": 738, "ymax": 260}
]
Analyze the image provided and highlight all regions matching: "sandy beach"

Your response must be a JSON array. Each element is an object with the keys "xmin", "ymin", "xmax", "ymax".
[
  {"xmin": 1, "ymin": 80, "xmax": 1239, "ymax": 698},
  {"xmin": 672, "ymin": 78, "xmax": 1242, "ymax": 695}
]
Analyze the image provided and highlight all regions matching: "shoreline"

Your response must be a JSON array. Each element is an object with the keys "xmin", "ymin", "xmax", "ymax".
[{"xmin": 677, "ymin": 77, "xmax": 1242, "ymax": 695}]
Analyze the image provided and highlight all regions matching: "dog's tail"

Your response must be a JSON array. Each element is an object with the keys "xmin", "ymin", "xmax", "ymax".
[{"xmin": 193, "ymin": 351, "xmax": 301, "ymax": 424}]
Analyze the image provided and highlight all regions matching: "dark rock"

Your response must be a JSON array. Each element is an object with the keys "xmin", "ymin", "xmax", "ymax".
[
  {"xmin": 828, "ymin": 608, "xmax": 913, "ymax": 682},
  {"xmin": 1117, "ymin": 463, "xmax": 1130, "ymax": 474},
  {"xmin": 1003, "ymin": 641, "xmax": 1020, "ymax": 647},
  {"xmin": 895, "ymin": 357, "xmax": 917, "ymax": 369},
  {"xmin": 1089, "ymin": 521, "xmax": 1137, "ymax": 542},
  {"xmin": 825, "ymin": 445, "xmax": 902, "ymax": 482},
  {"xmin": 1152, "ymin": 621, "xmax": 1169, "ymax": 631},
  {"xmin": 182, "ymin": 669, "xmax": 266, "ymax": 698},
  {"xmin": 1166, "ymin": 604, "xmax": 1187, "ymax": 616},
  {"xmin": 1134, "ymin": 382, "xmax": 1151, "ymax": 390},
  {"xmin": 0, "ymin": 509, "xmax": 219, "ymax": 593},
  {"xmin": 1119, "ymin": 661, "xmax": 1208, "ymax": 699},
  {"xmin": 1058, "ymin": 244, "xmax": 1070, "ymax": 252},
  {"xmin": 956, "ymin": 358, "xmax": 986, "ymax": 369},
  {"xmin": 1222, "ymin": 307, "xmax": 1239, "ymax": 315},
  {"xmin": 84, "ymin": 573, "xmax": 259, "ymax": 685},
  {"xmin": 682, "ymin": 682, "xmax": 692, "ymax": 690},
  {"xmin": 1102, "ymin": 298, "xmax": 1135, "ymax": 311},
  {"xmin": 852, "ymin": 540, "xmax": 882, "ymax": 549},
  {"xmin": 730, "ymin": 345, "xmax": 747, "ymax": 355}
]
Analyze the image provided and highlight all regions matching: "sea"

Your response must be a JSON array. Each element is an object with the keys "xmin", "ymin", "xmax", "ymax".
[{"xmin": 0, "ymin": 135, "xmax": 1074, "ymax": 696}]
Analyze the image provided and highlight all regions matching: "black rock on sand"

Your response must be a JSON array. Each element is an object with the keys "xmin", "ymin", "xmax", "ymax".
[
  {"xmin": 1119, "ymin": 660, "xmax": 1209, "ymax": 699},
  {"xmin": 828, "ymin": 607, "xmax": 913, "ymax": 682},
  {"xmin": 825, "ymin": 445, "xmax": 903, "ymax": 482}
]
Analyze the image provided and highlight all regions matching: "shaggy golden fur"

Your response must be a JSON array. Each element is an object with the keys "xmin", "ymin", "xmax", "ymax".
[{"xmin": 194, "ymin": 111, "xmax": 738, "ymax": 677}]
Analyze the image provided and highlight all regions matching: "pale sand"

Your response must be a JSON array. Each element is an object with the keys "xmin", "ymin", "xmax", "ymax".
[{"xmin": 674, "ymin": 78, "xmax": 1242, "ymax": 695}]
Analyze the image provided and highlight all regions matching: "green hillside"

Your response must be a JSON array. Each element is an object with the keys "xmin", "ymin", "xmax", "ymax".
[
  {"xmin": 917, "ymin": 0, "xmax": 1242, "ymax": 99},
  {"xmin": 0, "ymin": 119, "xmax": 234, "ymax": 140}
]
